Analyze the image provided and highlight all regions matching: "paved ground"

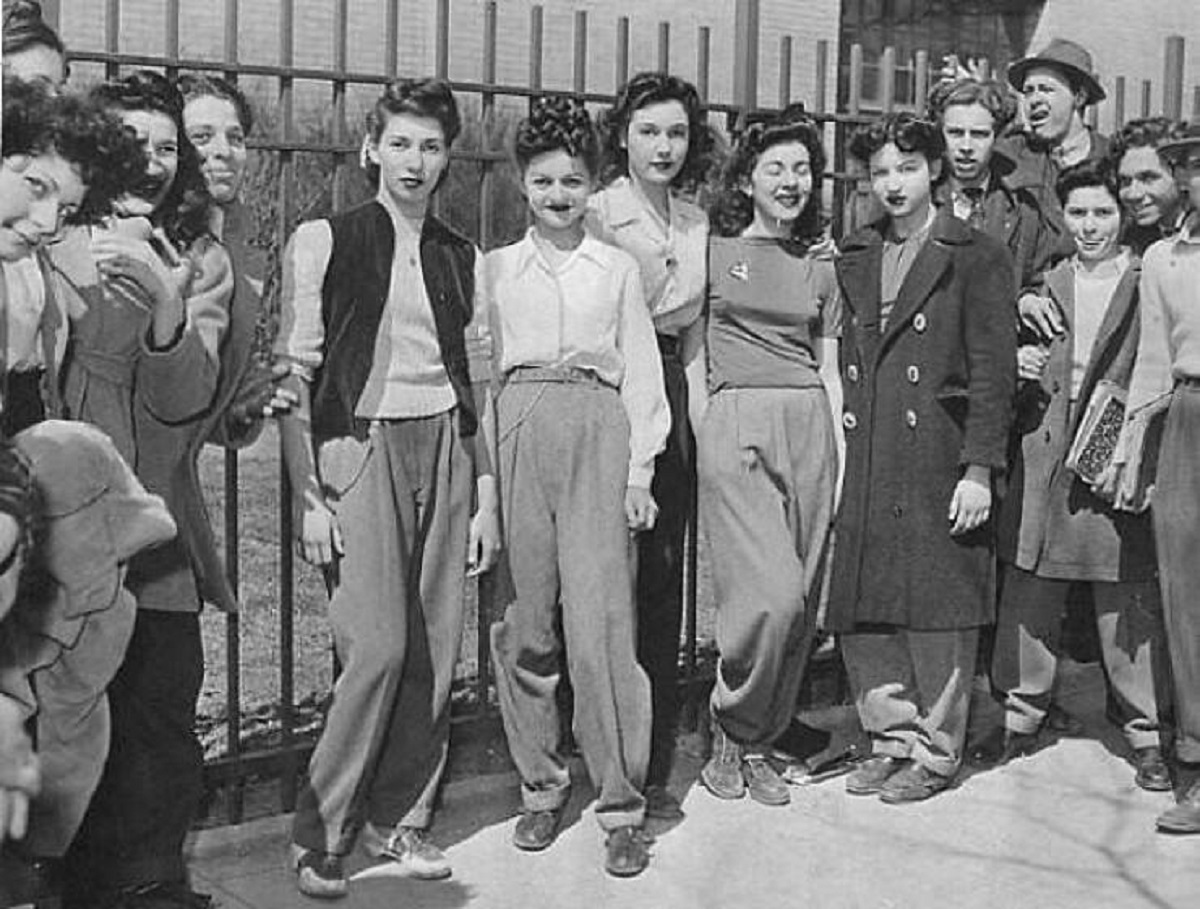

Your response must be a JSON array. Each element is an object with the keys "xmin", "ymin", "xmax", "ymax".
[{"xmin": 190, "ymin": 662, "xmax": 1199, "ymax": 909}]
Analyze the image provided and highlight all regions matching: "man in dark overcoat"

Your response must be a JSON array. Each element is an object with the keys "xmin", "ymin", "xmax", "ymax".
[{"xmin": 829, "ymin": 113, "xmax": 1017, "ymax": 803}]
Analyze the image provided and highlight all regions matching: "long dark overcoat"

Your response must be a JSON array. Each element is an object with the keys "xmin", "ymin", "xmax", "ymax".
[
  {"xmin": 827, "ymin": 211, "xmax": 1017, "ymax": 632},
  {"xmin": 996, "ymin": 256, "xmax": 1157, "ymax": 582}
]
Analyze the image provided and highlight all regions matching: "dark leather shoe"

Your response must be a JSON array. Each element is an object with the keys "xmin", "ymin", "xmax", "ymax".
[
  {"xmin": 643, "ymin": 784, "xmax": 684, "ymax": 821},
  {"xmin": 1046, "ymin": 702, "xmax": 1084, "ymax": 736},
  {"xmin": 513, "ymin": 807, "xmax": 563, "ymax": 852},
  {"xmin": 1134, "ymin": 746, "xmax": 1172, "ymax": 792},
  {"xmin": 878, "ymin": 763, "xmax": 953, "ymax": 804},
  {"xmin": 603, "ymin": 826, "xmax": 651, "ymax": 878},
  {"xmin": 1158, "ymin": 779, "xmax": 1200, "ymax": 833},
  {"xmin": 845, "ymin": 756, "xmax": 907, "ymax": 795}
]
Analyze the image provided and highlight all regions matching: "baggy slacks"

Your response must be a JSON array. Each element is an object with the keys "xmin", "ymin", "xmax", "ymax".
[
  {"xmin": 490, "ymin": 378, "xmax": 651, "ymax": 831},
  {"xmin": 635, "ymin": 339, "xmax": 693, "ymax": 786},
  {"xmin": 1154, "ymin": 383, "xmax": 1200, "ymax": 763},
  {"xmin": 992, "ymin": 566, "xmax": 1165, "ymax": 748},
  {"xmin": 841, "ymin": 626, "xmax": 979, "ymax": 777},
  {"xmin": 698, "ymin": 387, "xmax": 836, "ymax": 747},
  {"xmin": 293, "ymin": 412, "xmax": 472, "ymax": 855},
  {"xmin": 67, "ymin": 609, "xmax": 205, "ymax": 890}
]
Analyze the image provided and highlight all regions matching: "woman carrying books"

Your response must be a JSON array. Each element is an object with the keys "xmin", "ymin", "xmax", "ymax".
[{"xmin": 990, "ymin": 159, "xmax": 1169, "ymax": 789}]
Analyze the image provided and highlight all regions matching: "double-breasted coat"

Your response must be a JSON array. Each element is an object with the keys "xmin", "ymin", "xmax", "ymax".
[
  {"xmin": 996, "ymin": 256, "xmax": 1157, "ymax": 582},
  {"xmin": 827, "ymin": 211, "xmax": 1017, "ymax": 632}
]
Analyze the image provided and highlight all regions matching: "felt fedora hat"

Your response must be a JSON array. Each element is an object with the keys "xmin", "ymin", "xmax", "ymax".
[
  {"xmin": 1008, "ymin": 38, "xmax": 1106, "ymax": 105},
  {"xmin": 1158, "ymin": 122, "xmax": 1200, "ymax": 161}
]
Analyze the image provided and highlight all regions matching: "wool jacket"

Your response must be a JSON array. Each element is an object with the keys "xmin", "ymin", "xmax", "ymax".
[
  {"xmin": 997, "ymin": 256, "xmax": 1156, "ymax": 581},
  {"xmin": 828, "ymin": 210, "xmax": 1017, "ymax": 632}
]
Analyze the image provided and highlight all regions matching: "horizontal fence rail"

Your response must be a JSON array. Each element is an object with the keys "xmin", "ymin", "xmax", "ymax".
[{"xmin": 38, "ymin": 0, "xmax": 1198, "ymax": 825}]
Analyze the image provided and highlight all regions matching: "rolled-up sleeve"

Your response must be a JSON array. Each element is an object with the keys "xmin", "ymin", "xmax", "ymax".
[
  {"xmin": 616, "ymin": 259, "xmax": 670, "ymax": 488},
  {"xmin": 274, "ymin": 219, "xmax": 333, "ymax": 381}
]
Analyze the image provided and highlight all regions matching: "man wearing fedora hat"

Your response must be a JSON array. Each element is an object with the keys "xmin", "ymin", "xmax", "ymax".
[
  {"xmin": 1113, "ymin": 123, "xmax": 1200, "ymax": 834},
  {"xmin": 1004, "ymin": 38, "xmax": 1112, "ymax": 340}
]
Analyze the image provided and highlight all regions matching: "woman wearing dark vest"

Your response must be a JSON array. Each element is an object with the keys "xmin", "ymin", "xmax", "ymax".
[{"xmin": 275, "ymin": 78, "xmax": 500, "ymax": 899}]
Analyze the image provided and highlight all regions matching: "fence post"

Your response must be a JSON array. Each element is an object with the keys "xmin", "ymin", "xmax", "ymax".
[
  {"xmin": 277, "ymin": 0, "xmax": 299, "ymax": 816},
  {"xmin": 1163, "ymin": 35, "xmax": 1185, "ymax": 120},
  {"xmin": 733, "ymin": 0, "xmax": 760, "ymax": 115},
  {"xmin": 616, "ymin": 17, "xmax": 630, "ymax": 90},
  {"xmin": 574, "ymin": 10, "xmax": 588, "ymax": 95},
  {"xmin": 385, "ymin": 0, "xmax": 399, "ymax": 77},
  {"xmin": 814, "ymin": 39, "xmax": 829, "ymax": 115},
  {"xmin": 435, "ymin": 0, "xmax": 450, "ymax": 80},
  {"xmin": 1141, "ymin": 79, "xmax": 1153, "ymax": 118},
  {"xmin": 104, "ymin": 0, "xmax": 119, "ymax": 79},
  {"xmin": 880, "ymin": 46, "xmax": 896, "ymax": 113},
  {"xmin": 1194, "ymin": 85, "xmax": 1200, "ymax": 122},
  {"xmin": 223, "ymin": 0, "xmax": 239, "ymax": 80},
  {"xmin": 914, "ymin": 49, "xmax": 929, "ymax": 114},
  {"xmin": 697, "ymin": 25, "xmax": 710, "ymax": 103},
  {"xmin": 658, "ymin": 22, "xmax": 671, "ymax": 74},
  {"xmin": 529, "ymin": 6, "xmax": 544, "ymax": 96},
  {"xmin": 164, "ymin": 0, "xmax": 179, "ymax": 76},
  {"xmin": 331, "ymin": 0, "xmax": 349, "ymax": 214},
  {"xmin": 1114, "ymin": 76, "xmax": 1126, "ymax": 131},
  {"xmin": 778, "ymin": 35, "xmax": 792, "ymax": 108}
]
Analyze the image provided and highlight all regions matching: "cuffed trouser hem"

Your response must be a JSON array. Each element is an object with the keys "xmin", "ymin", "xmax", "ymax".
[
  {"xmin": 595, "ymin": 806, "xmax": 646, "ymax": 832},
  {"xmin": 521, "ymin": 782, "xmax": 570, "ymax": 814},
  {"xmin": 1003, "ymin": 703, "xmax": 1044, "ymax": 736},
  {"xmin": 1175, "ymin": 736, "xmax": 1200, "ymax": 764}
]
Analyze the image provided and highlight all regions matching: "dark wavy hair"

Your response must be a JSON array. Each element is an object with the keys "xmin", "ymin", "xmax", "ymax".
[
  {"xmin": 2, "ymin": 0, "xmax": 65, "ymax": 59},
  {"xmin": 363, "ymin": 77, "xmax": 460, "ymax": 188},
  {"xmin": 848, "ymin": 112, "xmax": 945, "ymax": 165},
  {"xmin": 178, "ymin": 72, "xmax": 254, "ymax": 134},
  {"xmin": 1055, "ymin": 157, "xmax": 1120, "ymax": 207},
  {"xmin": 597, "ymin": 71, "xmax": 714, "ymax": 193},
  {"xmin": 708, "ymin": 107, "xmax": 826, "ymax": 245},
  {"xmin": 513, "ymin": 95, "xmax": 600, "ymax": 176},
  {"xmin": 1109, "ymin": 116, "xmax": 1187, "ymax": 169},
  {"xmin": 927, "ymin": 78, "xmax": 1018, "ymax": 133},
  {"xmin": 3, "ymin": 78, "xmax": 145, "ymax": 225},
  {"xmin": 91, "ymin": 70, "xmax": 213, "ymax": 248}
]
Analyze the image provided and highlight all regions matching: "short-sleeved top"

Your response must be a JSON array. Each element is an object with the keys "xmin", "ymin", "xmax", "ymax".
[{"xmin": 706, "ymin": 235, "xmax": 841, "ymax": 392}]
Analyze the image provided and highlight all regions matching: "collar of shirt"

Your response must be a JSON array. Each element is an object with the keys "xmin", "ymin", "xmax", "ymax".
[
  {"xmin": 885, "ymin": 205, "xmax": 937, "ymax": 246},
  {"xmin": 375, "ymin": 189, "xmax": 424, "ymax": 245},
  {"xmin": 1051, "ymin": 127, "xmax": 1094, "ymax": 169},
  {"xmin": 599, "ymin": 175, "xmax": 704, "ymax": 234},
  {"xmin": 1174, "ymin": 213, "xmax": 1200, "ymax": 247},
  {"xmin": 1072, "ymin": 246, "xmax": 1131, "ymax": 280},
  {"xmin": 511, "ymin": 227, "xmax": 610, "ymax": 276}
]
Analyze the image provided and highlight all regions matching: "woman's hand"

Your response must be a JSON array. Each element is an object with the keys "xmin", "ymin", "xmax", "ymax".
[
  {"xmin": 948, "ymin": 466, "xmax": 992, "ymax": 535},
  {"xmin": 92, "ymin": 227, "xmax": 193, "ymax": 346},
  {"xmin": 625, "ymin": 486, "xmax": 659, "ymax": 532},
  {"xmin": 0, "ymin": 695, "xmax": 39, "ymax": 847},
  {"xmin": 1018, "ymin": 292, "xmax": 1065, "ymax": 341},
  {"xmin": 1017, "ymin": 344, "xmax": 1050, "ymax": 382},
  {"xmin": 293, "ymin": 492, "xmax": 343, "ymax": 567},
  {"xmin": 467, "ymin": 476, "xmax": 502, "ymax": 577}
]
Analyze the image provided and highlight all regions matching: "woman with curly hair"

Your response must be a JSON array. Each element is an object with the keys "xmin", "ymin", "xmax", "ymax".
[
  {"xmin": 585, "ymin": 72, "xmax": 711, "ymax": 819},
  {"xmin": 695, "ymin": 108, "xmax": 843, "ymax": 808},
  {"xmin": 487, "ymin": 95, "xmax": 667, "ymax": 877},
  {"xmin": 44, "ymin": 69, "xmax": 237, "ymax": 909},
  {"xmin": 832, "ymin": 113, "xmax": 1016, "ymax": 804}
]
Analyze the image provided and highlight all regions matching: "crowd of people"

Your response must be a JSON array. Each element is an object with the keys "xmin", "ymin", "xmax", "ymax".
[{"xmin": 0, "ymin": 0, "xmax": 1198, "ymax": 904}]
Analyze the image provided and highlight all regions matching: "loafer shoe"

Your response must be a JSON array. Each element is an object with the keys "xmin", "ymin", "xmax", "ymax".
[
  {"xmin": 290, "ymin": 845, "xmax": 347, "ymax": 900},
  {"xmin": 742, "ymin": 755, "xmax": 790, "ymax": 806},
  {"xmin": 1133, "ymin": 746, "xmax": 1172, "ymax": 792},
  {"xmin": 643, "ymin": 783, "xmax": 684, "ymax": 821},
  {"xmin": 603, "ymin": 825, "xmax": 651, "ymax": 878},
  {"xmin": 845, "ymin": 756, "xmax": 907, "ymax": 795},
  {"xmin": 701, "ymin": 723, "xmax": 745, "ymax": 800},
  {"xmin": 361, "ymin": 823, "xmax": 451, "ymax": 879},
  {"xmin": 969, "ymin": 726, "xmax": 1038, "ymax": 766},
  {"xmin": 512, "ymin": 807, "xmax": 563, "ymax": 851},
  {"xmin": 1157, "ymin": 779, "xmax": 1200, "ymax": 833},
  {"xmin": 879, "ymin": 763, "xmax": 953, "ymax": 804}
]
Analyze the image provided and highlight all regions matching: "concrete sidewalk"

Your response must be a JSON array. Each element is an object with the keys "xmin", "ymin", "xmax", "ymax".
[{"xmin": 190, "ymin": 663, "xmax": 1198, "ymax": 909}]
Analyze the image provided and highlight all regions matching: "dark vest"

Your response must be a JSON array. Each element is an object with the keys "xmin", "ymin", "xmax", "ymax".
[{"xmin": 311, "ymin": 201, "xmax": 477, "ymax": 441}]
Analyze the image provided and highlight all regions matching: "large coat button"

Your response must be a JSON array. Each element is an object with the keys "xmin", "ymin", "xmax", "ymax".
[
  {"xmin": 913, "ymin": 313, "xmax": 927, "ymax": 333},
  {"xmin": 906, "ymin": 365, "xmax": 920, "ymax": 384},
  {"xmin": 847, "ymin": 364, "xmax": 860, "ymax": 383},
  {"xmin": 843, "ymin": 412, "xmax": 858, "ymax": 430},
  {"xmin": 905, "ymin": 409, "xmax": 918, "ymax": 428}
]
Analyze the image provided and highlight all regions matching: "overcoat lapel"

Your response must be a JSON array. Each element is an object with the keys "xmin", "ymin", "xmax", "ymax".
[{"xmin": 837, "ymin": 227, "xmax": 883, "ymax": 334}]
